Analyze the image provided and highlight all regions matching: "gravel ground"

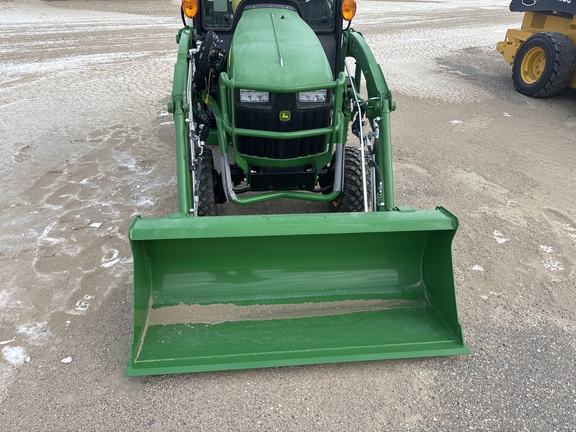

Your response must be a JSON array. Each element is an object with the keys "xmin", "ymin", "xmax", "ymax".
[{"xmin": 1, "ymin": 0, "xmax": 575, "ymax": 430}]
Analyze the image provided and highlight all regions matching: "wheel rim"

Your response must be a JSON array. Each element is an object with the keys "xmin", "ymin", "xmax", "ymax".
[{"xmin": 520, "ymin": 46, "xmax": 546, "ymax": 84}]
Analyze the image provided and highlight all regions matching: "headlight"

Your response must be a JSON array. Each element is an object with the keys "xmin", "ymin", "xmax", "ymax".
[
  {"xmin": 297, "ymin": 90, "xmax": 327, "ymax": 103},
  {"xmin": 239, "ymin": 90, "xmax": 270, "ymax": 103}
]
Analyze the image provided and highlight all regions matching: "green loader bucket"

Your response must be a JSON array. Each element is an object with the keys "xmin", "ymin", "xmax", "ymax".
[{"xmin": 126, "ymin": 208, "xmax": 469, "ymax": 376}]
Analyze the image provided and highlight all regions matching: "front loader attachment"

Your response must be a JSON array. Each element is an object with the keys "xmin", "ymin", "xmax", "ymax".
[{"xmin": 126, "ymin": 209, "xmax": 469, "ymax": 376}]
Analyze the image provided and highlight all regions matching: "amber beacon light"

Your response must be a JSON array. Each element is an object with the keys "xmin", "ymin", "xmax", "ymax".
[
  {"xmin": 182, "ymin": 0, "xmax": 199, "ymax": 18},
  {"xmin": 341, "ymin": 0, "xmax": 357, "ymax": 21}
]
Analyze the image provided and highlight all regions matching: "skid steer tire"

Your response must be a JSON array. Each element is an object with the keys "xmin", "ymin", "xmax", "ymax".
[
  {"xmin": 328, "ymin": 146, "xmax": 370, "ymax": 213},
  {"xmin": 512, "ymin": 32, "xmax": 575, "ymax": 98},
  {"xmin": 196, "ymin": 147, "xmax": 217, "ymax": 216}
]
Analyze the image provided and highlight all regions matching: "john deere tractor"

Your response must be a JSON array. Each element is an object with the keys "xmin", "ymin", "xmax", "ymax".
[
  {"xmin": 125, "ymin": 0, "xmax": 469, "ymax": 376},
  {"xmin": 498, "ymin": 0, "xmax": 576, "ymax": 97}
]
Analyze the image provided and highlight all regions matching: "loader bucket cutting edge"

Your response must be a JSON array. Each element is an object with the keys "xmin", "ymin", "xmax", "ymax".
[{"xmin": 126, "ymin": 209, "xmax": 469, "ymax": 376}]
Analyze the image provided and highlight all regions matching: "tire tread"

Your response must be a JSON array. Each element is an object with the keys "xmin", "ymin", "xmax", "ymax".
[{"xmin": 513, "ymin": 32, "xmax": 575, "ymax": 98}]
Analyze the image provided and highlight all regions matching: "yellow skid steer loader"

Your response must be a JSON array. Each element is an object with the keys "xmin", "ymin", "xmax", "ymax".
[{"xmin": 497, "ymin": 0, "xmax": 576, "ymax": 97}]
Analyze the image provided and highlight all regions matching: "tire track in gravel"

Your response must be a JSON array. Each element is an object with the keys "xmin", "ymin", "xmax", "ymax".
[
  {"xmin": 0, "ymin": 118, "xmax": 176, "ymax": 398},
  {"xmin": 0, "ymin": 0, "xmax": 180, "ymax": 400},
  {"xmin": 353, "ymin": 1, "xmax": 521, "ymax": 104},
  {"xmin": 0, "ymin": 0, "xmax": 180, "ymax": 204}
]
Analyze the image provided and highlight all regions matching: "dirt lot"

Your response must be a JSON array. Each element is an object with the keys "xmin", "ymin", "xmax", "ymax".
[{"xmin": 1, "ymin": 0, "xmax": 575, "ymax": 430}]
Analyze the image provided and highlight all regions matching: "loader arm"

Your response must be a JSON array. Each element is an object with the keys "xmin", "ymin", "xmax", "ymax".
[{"xmin": 342, "ymin": 29, "xmax": 396, "ymax": 210}]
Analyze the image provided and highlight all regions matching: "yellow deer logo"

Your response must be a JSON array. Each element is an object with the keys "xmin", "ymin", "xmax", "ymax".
[{"xmin": 279, "ymin": 111, "xmax": 291, "ymax": 121}]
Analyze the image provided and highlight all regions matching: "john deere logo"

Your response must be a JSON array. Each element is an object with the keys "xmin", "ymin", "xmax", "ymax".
[{"xmin": 279, "ymin": 111, "xmax": 291, "ymax": 121}]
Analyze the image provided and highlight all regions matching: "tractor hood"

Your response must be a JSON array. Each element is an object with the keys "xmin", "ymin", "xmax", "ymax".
[{"xmin": 229, "ymin": 8, "xmax": 333, "ymax": 89}]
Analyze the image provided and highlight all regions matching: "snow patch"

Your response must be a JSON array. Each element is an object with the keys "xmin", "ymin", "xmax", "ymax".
[
  {"xmin": 493, "ymin": 230, "xmax": 508, "ymax": 244},
  {"xmin": 18, "ymin": 322, "xmax": 50, "ymax": 345},
  {"xmin": 0, "ymin": 290, "xmax": 23, "ymax": 309},
  {"xmin": 135, "ymin": 197, "xmax": 154, "ymax": 207},
  {"xmin": 2, "ymin": 346, "xmax": 28, "ymax": 366},
  {"xmin": 37, "ymin": 221, "xmax": 64, "ymax": 246},
  {"xmin": 542, "ymin": 257, "xmax": 564, "ymax": 272},
  {"xmin": 75, "ymin": 295, "xmax": 95, "ymax": 311}
]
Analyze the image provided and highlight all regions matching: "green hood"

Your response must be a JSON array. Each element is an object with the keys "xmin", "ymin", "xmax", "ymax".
[{"xmin": 229, "ymin": 8, "xmax": 333, "ymax": 89}]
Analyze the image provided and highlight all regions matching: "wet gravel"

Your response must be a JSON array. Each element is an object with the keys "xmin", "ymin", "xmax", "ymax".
[{"xmin": 1, "ymin": 0, "xmax": 575, "ymax": 430}]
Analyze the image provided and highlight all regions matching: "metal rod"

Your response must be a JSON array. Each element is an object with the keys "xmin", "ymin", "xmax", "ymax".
[
  {"xmin": 220, "ymin": 153, "xmax": 237, "ymax": 202},
  {"xmin": 232, "ymin": 189, "xmax": 340, "ymax": 205},
  {"xmin": 333, "ymin": 143, "xmax": 344, "ymax": 192},
  {"xmin": 345, "ymin": 60, "xmax": 369, "ymax": 212}
]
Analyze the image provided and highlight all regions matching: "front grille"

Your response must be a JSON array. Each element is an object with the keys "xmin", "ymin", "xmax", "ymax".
[{"xmin": 235, "ymin": 93, "xmax": 330, "ymax": 159}]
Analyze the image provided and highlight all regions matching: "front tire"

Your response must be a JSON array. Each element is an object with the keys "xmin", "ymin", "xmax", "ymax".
[
  {"xmin": 512, "ymin": 32, "xmax": 575, "ymax": 98},
  {"xmin": 196, "ymin": 147, "xmax": 217, "ymax": 216},
  {"xmin": 328, "ymin": 146, "xmax": 371, "ymax": 213}
]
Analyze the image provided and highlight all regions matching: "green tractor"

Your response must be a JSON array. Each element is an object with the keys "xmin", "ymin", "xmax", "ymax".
[
  {"xmin": 125, "ymin": 0, "xmax": 469, "ymax": 376},
  {"xmin": 497, "ymin": 0, "xmax": 576, "ymax": 97}
]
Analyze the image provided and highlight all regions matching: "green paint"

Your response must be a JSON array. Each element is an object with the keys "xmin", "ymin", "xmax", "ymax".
[{"xmin": 230, "ymin": 9, "xmax": 333, "ymax": 89}]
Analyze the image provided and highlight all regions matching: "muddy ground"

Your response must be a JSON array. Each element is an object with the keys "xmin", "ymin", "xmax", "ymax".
[{"xmin": 1, "ymin": 0, "xmax": 575, "ymax": 430}]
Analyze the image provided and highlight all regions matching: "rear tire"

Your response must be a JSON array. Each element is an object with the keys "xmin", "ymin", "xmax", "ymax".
[
  {"xmin": 196, "ymin": 147, "xmax": 217, "ymax": 216},
  {"xmin": 512, "ymin": 32, "xmax": 575, "ymax": 98},
  {"xmin": 328, "ymin": 146, "xmax": 370, "ymax": 213}
]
